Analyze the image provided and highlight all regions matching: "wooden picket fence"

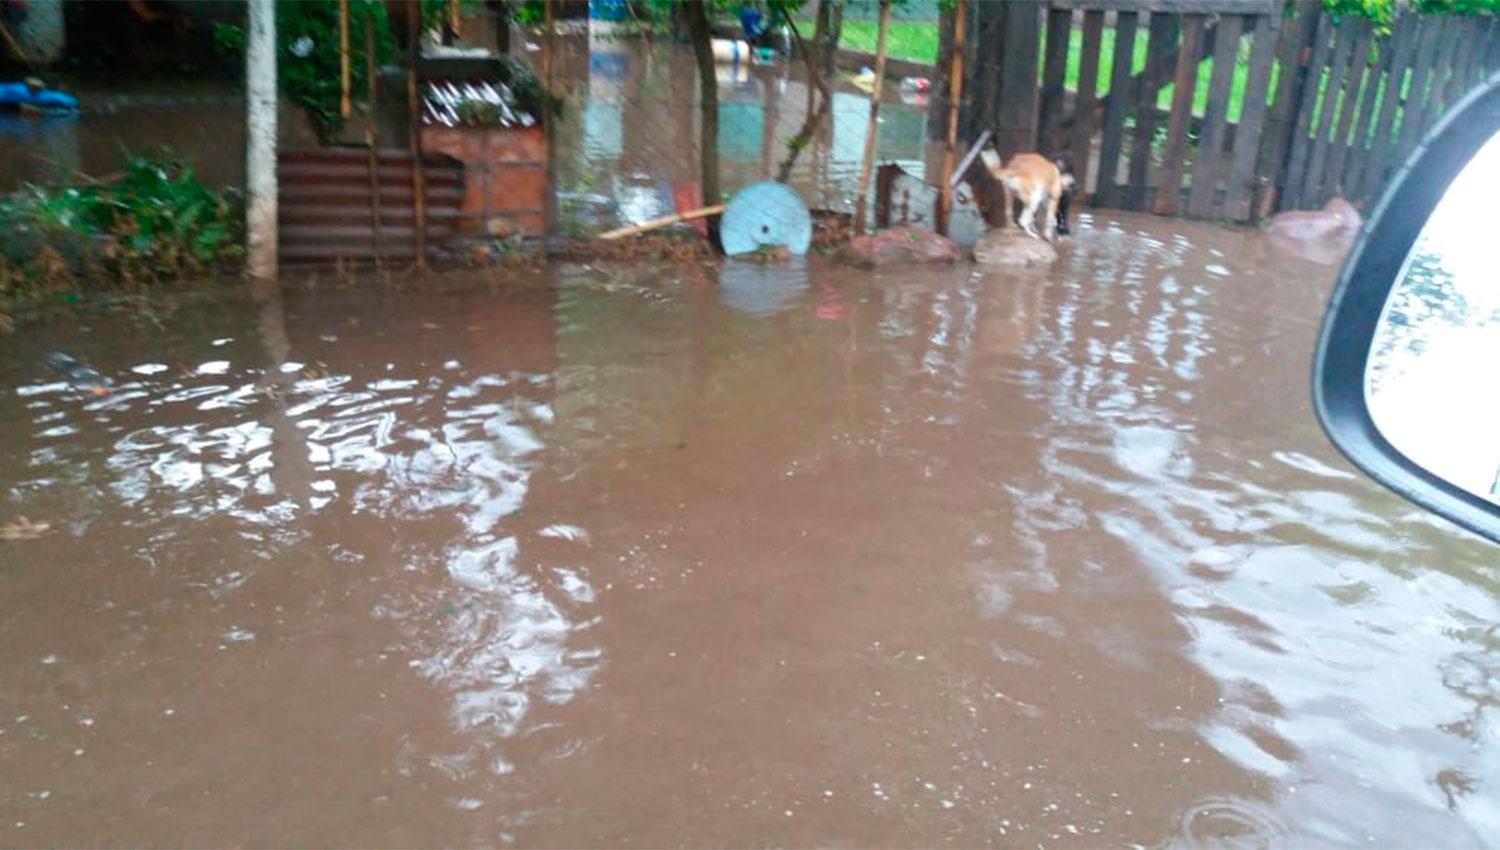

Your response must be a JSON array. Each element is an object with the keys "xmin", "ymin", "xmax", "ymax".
[{"xmin": 947, "ymin": 0, "xmax": 1500, "ymax": 222}]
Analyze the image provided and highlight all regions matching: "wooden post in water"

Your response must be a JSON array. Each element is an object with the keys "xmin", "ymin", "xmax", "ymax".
[
  {"xmin": 365, "ymin": 15, "xmax": 385, "ymax": 265},
  {"xmin": 936, "ymin": 0, "xmax": 965, "ymax": 237},
  {"xmin": 685, "ymin": 0, "xmax": 722, "ymax": 247},
  {"xmin": 406, "ymin": 0, "xmax": 427, "ymax": 268},
  {"xmin": 339, "ymin": 0, "xmax": 351, "ymax": 118},
  {"xmin": 542, "ymin": 0, "xmax": 557, "ymax": 240},
  {"xmin": 245, "ymin": 0, "xmax": 278, "ymax": 280},
  {"xmin": 852, "ymin": 0, "xmax": 892, "ymax": 235}
]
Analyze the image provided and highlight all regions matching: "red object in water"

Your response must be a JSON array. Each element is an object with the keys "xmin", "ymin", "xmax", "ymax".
[{"xmin": 673, "ymin": 182, "xmax": 709, "ymax": 237}]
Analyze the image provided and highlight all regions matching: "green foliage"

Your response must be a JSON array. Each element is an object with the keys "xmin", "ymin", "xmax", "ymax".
[
  {"xmin": 1322, "ymin": 0, "xmax": 1500, "ymax": 32},
  {"xmin": 219, "ymin": 1, "xmax": 478, "ymax": 143},
  {"xmin": 0, "ymin": 152, "xmax": 239, "ymax": 299}
]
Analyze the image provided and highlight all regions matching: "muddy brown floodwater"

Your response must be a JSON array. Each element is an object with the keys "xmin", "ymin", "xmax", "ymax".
[{"xmin": 3, "ymin": 212, "xmax": 1499, "ymax": 848}]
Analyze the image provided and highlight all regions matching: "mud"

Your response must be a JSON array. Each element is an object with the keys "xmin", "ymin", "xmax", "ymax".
[{"xmin": 3, "ymin": 211, "xmax": 1498, "ymax": 848}]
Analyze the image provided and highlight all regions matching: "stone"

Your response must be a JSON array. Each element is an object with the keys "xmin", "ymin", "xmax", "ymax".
[
  {"xmin": 842, "ymin": 226, "xmax": 961, "ymax": 269},
  {"xmin": 1265, "ymin": 196, "xmax": 1362, "ymax": 240},
  {"xmin": 973, "ymin": 230, "xmax": 1058, "ymax": 268}
]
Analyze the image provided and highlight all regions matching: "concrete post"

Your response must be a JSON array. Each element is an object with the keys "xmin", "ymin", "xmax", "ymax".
[
  {"xmin": 246, "ymin": 0, "xmax": 278, "ymax": 280},
  {"xmin": 15, "ymin": 0, "xmax": 64, "ymax": 64}
]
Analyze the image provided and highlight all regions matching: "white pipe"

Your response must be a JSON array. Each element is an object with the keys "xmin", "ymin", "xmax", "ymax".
[{"xmin": 245, "ymin": 0, "xmax": 278, "ymax": 280}]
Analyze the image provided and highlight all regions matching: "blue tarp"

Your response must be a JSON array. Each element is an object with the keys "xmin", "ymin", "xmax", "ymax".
[{"xmin": 0, "ymin": 82, "xmax": 79, "ymax": 112}]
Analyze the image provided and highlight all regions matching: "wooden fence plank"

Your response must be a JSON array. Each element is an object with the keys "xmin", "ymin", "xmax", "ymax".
[
  {"xmin": 1128, "ymin": 13, "xmax": 1180, "ymax": 209},
  {"xmin": 1300, "ymin": 17, "xmax": 1359, "ymax": 208},
  {"xmin": 1341, "ymin": 16, "xmax": 1401, "ymax": 204},
  {"xmin": 1225, "ymin": 11, "xmax": 1282, "ymax": 220},
  {"xmin": 1463, "ymin": 17, "xmax": 1492, "ymax": 86},
  {"xmin": 1441, "ymin": 18, "xmax": 1480, "ymax": 106},
  {"xmin": 1418, "ymin": 17, "xmax": 1462, "ymax": 127},
  {"xmin": 1394, "ymin": 16, "xmax": 1448, "ymax": 167},
  {"xmin": 1322, "ymin": 22, "xmax": 1374, "ymax": 200},
  {"xmin": 1281, "ymin": 12, "xmax": 1334, "ymax": 209},
  {"xmin": 1360, "ymin": 12, "xmax": 1422, "ymax": 202},
  {"xmin": 1095, "ymin": 10, "xmax": 1140, "ymax": 207},
  {"xmin": 1153, "ymin": 14, "xmax": 1206, "ymax": 215},
  {"xmin": 1038, "ymin": 7, "xmax": 1074, "ymax": 155},
  {"xmin": 1070, "ymin": 11, "xmax": 1106, "ymax": 193},
  {"xmin": 994, "ymin": 2, "xmax": 1042, "ymax": 159},
  {"xmin": 1187, "ymin": 14, "xmax": 1242, "ymax": 216},
  {"xmin": 1484, "ymin": 17, "xmax": 1500, "ymax": 77},
  {"xmin": 1261, "ymin": 5, "xmax": 1320, "ymax": 212},
  {"xmin": 962, "ymin": 0, "xmax": 1004, "ymax": 141},
  {"xmin": 1052, "ymin": 0, "xmax": 1274, "ymax": 12}
]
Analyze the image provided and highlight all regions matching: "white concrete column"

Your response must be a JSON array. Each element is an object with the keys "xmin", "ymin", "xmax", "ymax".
[
  {"xmin": 15, "ymin": 0, "xmax": 64, "ymax": 64},
  {"xmin": 245, "ymin": 0, "xmax": 278, "ymax": 280}
]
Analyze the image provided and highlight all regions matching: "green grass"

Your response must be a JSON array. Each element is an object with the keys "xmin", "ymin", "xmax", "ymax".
[{"xmin": 836, "ymin": 19, "xmax": 940, "ymax": 62}]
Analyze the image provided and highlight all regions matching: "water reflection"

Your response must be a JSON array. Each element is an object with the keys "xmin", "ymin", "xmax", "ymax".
[
  {"xmin": 4, "ymin": 217, "xmax": 1500, "ymax": 845},
  {"xmin": 1369, "ymin": 129, "xmax": 1500, "ymax": 500}
]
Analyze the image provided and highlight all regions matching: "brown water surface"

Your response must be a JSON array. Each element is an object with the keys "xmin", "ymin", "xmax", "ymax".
[{"xmin": 3, "ymin": 212, "xmax": 1498, "ymax": 848}]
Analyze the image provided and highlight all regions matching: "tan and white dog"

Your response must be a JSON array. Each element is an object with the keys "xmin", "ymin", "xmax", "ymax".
[{"xmin": 980, "ymin": 150, "xmax": 1075, "ymax": 241}]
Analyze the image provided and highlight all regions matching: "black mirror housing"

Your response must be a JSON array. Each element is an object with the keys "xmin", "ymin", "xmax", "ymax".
[{"xmin": 1314, "ymin": 70, "xmax": 1500, "ymax": 544}]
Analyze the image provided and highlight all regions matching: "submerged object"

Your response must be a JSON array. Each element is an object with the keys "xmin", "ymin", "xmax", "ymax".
[
  {"xmin": 719, "ymin": 182, "xmax": 813, "ymax": 257},
  {"xmin": 1266, "ymin": 196, "xmax": 1362, "ymax": 240},
  {"xmin": 712, "ymin": 38, "xmax": 752, "ymax": 64},
  {"xmin": 0, "ymin": 79, "xmax": 79, "ymax": 113},
  {"xmin": 44, "ymin": 352, "xmax": 111, "ymax": 396}
]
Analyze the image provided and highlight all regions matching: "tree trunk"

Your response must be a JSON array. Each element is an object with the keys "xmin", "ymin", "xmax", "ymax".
[
  {"xmin": 852, "ymin": 0, "xmax": 891, "ymax": 235},
  {"xmin": 245, "ymin": 0, "xmax": 278, "ymax": 280},
  {"xmin": 775, "ymin": 0, "xmax": 835, "ymax": 182},
  {"xmin": 685, "ymin": 0, "xmax": 721, "ymax": 248}
]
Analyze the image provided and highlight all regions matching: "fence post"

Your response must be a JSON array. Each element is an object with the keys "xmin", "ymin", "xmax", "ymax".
[
  {"xmin": 992, "ymin": 2, "xmax": 1040, "ymax": 161},
  {"xmin": 245, "ymin": 0, "xmax": 278, "ymax": 280},
  {"xmin": 936, "ymin": 0, "xmax": 965, "ymax": 237},
  {"xmin": 1260, "ymin": 5, "xmax": 1320, "ymax": 214}
]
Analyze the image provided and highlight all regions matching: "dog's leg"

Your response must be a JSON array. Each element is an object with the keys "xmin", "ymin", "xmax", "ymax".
[
  {"xmin": 1018, "ymin": 189, "xmax": 1040, "ymax": 239},
  {"xmin": 1043, "ymin": 190, "xmax": 1059, "ymax": 242}
]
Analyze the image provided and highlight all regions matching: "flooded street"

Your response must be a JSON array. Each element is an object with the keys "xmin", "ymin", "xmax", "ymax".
[{"xmin": 3, "ymin": 212, "xmax": 1499, "ymax": 847}]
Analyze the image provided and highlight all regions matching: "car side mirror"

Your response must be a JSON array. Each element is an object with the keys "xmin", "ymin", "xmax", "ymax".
[{"xmin": 1315, "ymin": 71, "xmax": 1500, "ymax": 544}]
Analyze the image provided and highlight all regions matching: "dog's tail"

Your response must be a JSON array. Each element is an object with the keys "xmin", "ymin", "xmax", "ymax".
[{"xmin": 979, "ymin": 149, "xmax": 1013, "ymax": 181}]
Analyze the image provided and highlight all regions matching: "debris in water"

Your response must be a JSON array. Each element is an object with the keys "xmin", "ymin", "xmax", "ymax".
[
  {"xmin": 43, "ymin": 352, "xmax": 111, "ymax": 395},
  {"xmin": 0, "ymin": 516, "xmax": 50, "ymax": 541}
]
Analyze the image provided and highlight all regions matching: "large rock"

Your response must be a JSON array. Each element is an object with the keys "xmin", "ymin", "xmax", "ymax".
[
  {"xmin": 973, "ymin": 230, "xmax": 1058, "ymax": 268},
  {"xmin": 1265, "ymin": 196, "xmax": 1362, "ymax": 240},
  {"xmin": 843, "ymin": 226, "xmax": 961, "ymax": 269}
]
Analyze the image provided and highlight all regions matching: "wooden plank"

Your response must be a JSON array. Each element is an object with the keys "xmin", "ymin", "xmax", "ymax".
[
  {"xmin": 1394, "ymin": 16, "xmax": 1448, "ymax": 167},
  {"xmin": 1070, "ymin": 10, "xmax": 1106, "ymax": 193},
  {"xmin": 1417, "ymin": 17, "xmax": 1462, "ymax": 128},
  {"xmin": 1261, "ymin": 6, "xmax": 1321, "ymax": 210},
  {"xmin": 962, "ymin": 0, "xmax": 1003, "ymax": 140},
  {"xmin": 1300, "ymin": 17, "xmax": 1360, "ymax": 209},
  {"xmin": 1038, "ymin": 7, "xmax": 1074, "ymax": 155},
  {"xmin": 1359, "ymin": 13, "xmax": 1422, "ymax": 202},
  {"xmin": 1051, "ymin": 0, "xmax": 1273, "ymax": 12},
  {"xmin": 1483, "ymin": 17, "xmax": 1500, "ymax": 77},
  {"xmin": 1281, "ymin": 12, "xmax": 1335, "ymax": 210},
  {"xmin": 1341, "ymin": 18, "xmax": 1400, "ymax": 203},
  {"xmin": 1322, "ymin": 22, "xmax": 1374, "ymax": 200},
  {"xmin": 1187, "ymin": 13, "xmax": 1243, "ymax": 217},
  {"xmin": 1094, "ymin": 10, "xmax": 1140, "ymax": 207},
  {"xmin": 1153, "ymin": 15, "xmax": 1206, "ymax": 215},
  {"xmin": 1224, "ymin": 12, "xmax": 1282, "ymax": 220},
  {"xmin": 1463, "ymin": 17, "xmax": 1492, "ymax": 86},
  {"xmin": 1128, "ymin": 12, "xmax": 1180, "ymax": 209},
  {"xmin": 994, "ymin": 2, "xmax": 1042, "ymax": 159},
  {"xmin": 1441, "ymin": 18, "xmax": 1480, "ymax": 106}
]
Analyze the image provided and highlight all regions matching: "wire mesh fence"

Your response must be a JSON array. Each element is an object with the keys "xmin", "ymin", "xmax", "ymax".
[{"xmin": 541, "ymin": 2, "xmax": 944, "ymax": 248}]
